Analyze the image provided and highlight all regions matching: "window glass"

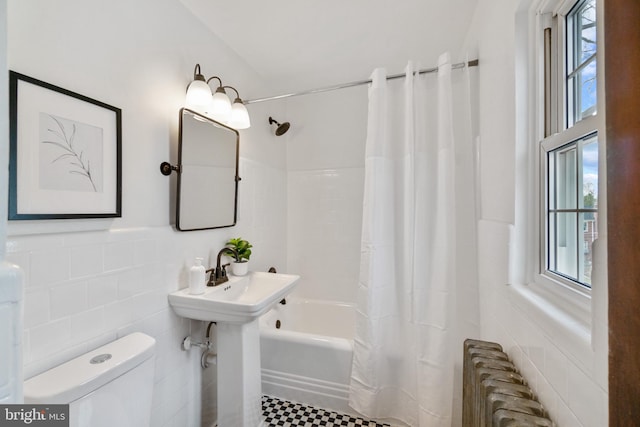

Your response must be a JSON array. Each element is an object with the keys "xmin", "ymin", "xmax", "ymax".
[
  {"xmin": 547, "ymin": 133, "xmax": 598, "ymax": 287},
  {"xmin": 567, "ymin": 0, "xmax": 597, "ymax": 126}
]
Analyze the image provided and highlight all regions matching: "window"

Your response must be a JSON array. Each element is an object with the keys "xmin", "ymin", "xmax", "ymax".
[{"xmin": 540, "ymin": 0, "xmax": 599, "ymax": 290}]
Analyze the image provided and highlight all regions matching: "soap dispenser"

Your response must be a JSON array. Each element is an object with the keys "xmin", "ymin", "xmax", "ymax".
[{"xmin": 189, "ymin": 258, "xmax": 206, "ymax": 295}]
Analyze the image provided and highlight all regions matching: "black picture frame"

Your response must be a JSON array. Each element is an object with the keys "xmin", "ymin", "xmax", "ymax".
[{"xmin": 9, "ymin": 71, "xmax": 122, "ymax": 220}]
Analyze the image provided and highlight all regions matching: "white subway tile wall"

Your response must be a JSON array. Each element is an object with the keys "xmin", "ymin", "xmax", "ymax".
[
  {"xmin": 6, "ymin": 158, "xmax": 286, "ymax": 427},
  {"xmin": 477, "ymin": 220, "xmax": 608, "ymax": 427},
  {"xmin": 287, "ymin": 168, "xmax": 364, "ymax": 303},
  {"xmin": 8, "ymin": 227, "xmax": 195, "ymax": 424},
  {"xmin": 284, "ymin": 87, "xmax": 367, "ymax": 304}
]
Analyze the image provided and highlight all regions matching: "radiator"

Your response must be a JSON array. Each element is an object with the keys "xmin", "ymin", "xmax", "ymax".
[{"xmin": 462, "ymin": 339, "xmax": 555, "ymax": 427}]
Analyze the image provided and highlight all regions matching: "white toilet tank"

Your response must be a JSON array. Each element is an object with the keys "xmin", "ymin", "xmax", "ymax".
[{"xmin": 24, "ymin": 332, "xmax": 156, "ymax": 427}]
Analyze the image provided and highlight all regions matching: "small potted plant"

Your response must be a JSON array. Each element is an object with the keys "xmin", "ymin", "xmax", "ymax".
[{"xmin": 224, "ymin": 237, "xmax": 252, "ymax": 276}]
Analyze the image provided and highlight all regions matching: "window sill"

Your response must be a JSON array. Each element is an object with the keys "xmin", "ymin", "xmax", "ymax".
[
  {"xmin": 507, "ymin": 280, "xmax": 593, "ymax": 368},
  {"xmin": 535, "ymin": 272, "xmax": 592, "ymax": 325}
]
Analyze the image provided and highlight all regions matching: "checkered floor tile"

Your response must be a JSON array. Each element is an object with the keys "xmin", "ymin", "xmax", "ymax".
[{"xmin": 262, "ymin": 395, "xmax": 390, "ymax": 427}]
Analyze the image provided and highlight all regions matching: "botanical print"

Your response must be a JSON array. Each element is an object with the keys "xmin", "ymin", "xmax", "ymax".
[{"xmin": 39, "ymin": 113, "xmax": 104, "ymax": 193}]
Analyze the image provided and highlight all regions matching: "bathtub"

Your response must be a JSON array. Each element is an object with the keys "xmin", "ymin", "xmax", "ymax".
[{"xmin": 259, "ymin": 298, "xmax": 356, "ymax": 413}]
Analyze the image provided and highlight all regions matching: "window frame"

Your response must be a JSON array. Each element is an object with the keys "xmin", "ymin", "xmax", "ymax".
[{"xmin": 531, "ymin": 0, "xmax": 603, "ymax": 319}]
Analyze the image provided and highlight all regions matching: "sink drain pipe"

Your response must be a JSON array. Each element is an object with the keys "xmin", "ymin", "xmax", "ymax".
[
  {"xmin": 181, "ymin": 321, "xmax": 218, "ymax": 369},
  {"xmin": 202, "ymin": 321, "xmax": 217, "ymax": 368}
]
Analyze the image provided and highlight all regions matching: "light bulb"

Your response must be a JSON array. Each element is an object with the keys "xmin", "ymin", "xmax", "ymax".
[
  {"xmin": 228, "ymin": 99, "xmax": 251, "ymax": 129},
  {"xmin": 209, "ymin": 87, "xmax": 232, "ymax": 122},
  {"xmin": 185, "ymin": 79, "xmax": 211, "ymax": 112}
]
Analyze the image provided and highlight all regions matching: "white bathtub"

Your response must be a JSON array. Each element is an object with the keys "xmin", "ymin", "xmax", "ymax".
[{"xmin": 259, "ymin": 298, "xmax": 356, "ymax": 413}]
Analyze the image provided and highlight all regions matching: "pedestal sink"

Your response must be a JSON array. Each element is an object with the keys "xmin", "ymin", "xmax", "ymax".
[{"xmin": 168, "ymin": 271, "xmax": 300, "ymax": 427}]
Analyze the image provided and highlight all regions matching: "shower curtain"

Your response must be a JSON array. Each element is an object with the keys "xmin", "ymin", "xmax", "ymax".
[{"xmin": 349, "ymin": 53, "xmax": 476, "ymax": 427}]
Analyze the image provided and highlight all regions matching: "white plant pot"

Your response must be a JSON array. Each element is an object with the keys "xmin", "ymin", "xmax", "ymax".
[{"xmin": 232, "ymin": 261, "xmax": 249, "ymax": 276}]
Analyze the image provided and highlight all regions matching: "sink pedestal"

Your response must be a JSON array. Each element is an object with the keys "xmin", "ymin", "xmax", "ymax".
[
  {"xmin": 167, "ymin": 271, "xmax": 300, "ymax": 426},
  {"xmin": 216, "ymin": 319, "xmax": 263, "ymax": 427}
]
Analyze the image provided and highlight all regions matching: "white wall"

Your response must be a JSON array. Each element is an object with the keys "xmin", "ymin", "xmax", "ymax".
[
  {"xmin": 0, "ymin": 0, "xmax": 26, "ymax": 405},
  {"xmin": 464, "ymin": 0, "xmax": 608, "ymax": 426},
  {"xmin": 6, "ymin": 1, "xmax": 287, "ymax": 425},
  {"xmin": 283, "ymin": 86, "xmax": 368, "ymax": 303}
]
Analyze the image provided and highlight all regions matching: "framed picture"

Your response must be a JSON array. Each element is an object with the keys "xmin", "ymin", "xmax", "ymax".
[{"xmin": 9, "ymin": 71, "xmax": 122, "ymax": 220}]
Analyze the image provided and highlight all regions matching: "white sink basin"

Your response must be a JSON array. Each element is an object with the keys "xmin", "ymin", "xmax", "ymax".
[{"xmin": 168, "ymin": 271, "xmax": 300, "ymax": 323}]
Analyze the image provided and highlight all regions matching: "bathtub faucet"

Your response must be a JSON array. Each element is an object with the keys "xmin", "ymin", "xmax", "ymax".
[{"xmin": 206, "ymin": 247, "xmax": 239, "ymax": 286}]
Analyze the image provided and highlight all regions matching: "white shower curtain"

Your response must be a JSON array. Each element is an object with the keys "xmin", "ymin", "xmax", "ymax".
[{"xmin": 349, "ymin": 53, "xmax": 474, "ymax": 427}]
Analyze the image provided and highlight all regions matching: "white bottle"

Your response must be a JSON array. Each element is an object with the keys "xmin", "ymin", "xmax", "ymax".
[{"xmin": 189, "ymin": 258, "xmax": 206, "ymax": 295}]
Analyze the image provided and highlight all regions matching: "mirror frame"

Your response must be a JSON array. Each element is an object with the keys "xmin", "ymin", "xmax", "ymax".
[{"xmin": 176, "ymin": 108, "xmax": 240, "ymax": 231}]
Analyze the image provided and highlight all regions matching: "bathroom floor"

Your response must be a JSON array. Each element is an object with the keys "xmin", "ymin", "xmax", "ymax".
[{"xmin": 262, "ymin": 395, "xmax": 390, "ymax": 427}]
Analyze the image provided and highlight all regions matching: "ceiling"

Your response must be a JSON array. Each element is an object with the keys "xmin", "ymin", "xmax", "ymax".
[{"xmin": 178, "ymin": 0, "xmax": 479, "ymax": 98}]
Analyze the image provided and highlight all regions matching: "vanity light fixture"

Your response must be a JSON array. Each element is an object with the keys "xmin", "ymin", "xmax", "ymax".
[{"xmin": 184, "ymin": 64, "xmax": 251, "ymax": 129}]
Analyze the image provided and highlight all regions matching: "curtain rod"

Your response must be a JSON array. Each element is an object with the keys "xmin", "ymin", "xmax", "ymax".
[{"xmin": 245, "ymin": 59, "xmax": 478, "ymax": 104}]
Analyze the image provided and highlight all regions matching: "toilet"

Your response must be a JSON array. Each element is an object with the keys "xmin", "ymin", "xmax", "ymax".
[{"xmin": 24, "ymin": 332, "xmax": 156, "ymax": 427}]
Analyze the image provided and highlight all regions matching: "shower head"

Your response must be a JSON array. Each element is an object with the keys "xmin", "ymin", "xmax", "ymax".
[{"xmin": 268, "ymin": 116, "xmax": 290, "ymax": 136}]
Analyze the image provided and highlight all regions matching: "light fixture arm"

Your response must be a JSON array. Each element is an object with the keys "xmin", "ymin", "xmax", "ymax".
[
  {"xmin": 193, "ymin": 64, "xmax": 206, "ymax": 82},
  {"xmin": 223, "ymin": 85, "xmax": 243, "ymax": 103},
  {"xmin": 206, "ymin": 76, "xmax": 223, "ymax": 88}
]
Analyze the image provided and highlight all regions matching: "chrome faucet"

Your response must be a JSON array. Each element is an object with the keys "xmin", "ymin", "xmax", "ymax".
[{"xmin": 206, "ymin": 247, "xmax": 239, "ymax": 286}]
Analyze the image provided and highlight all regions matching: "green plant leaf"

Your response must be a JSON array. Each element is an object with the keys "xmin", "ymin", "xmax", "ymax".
[{"xmin": 224, "ymin": 237, "xmax": 252, "ymax": 261}]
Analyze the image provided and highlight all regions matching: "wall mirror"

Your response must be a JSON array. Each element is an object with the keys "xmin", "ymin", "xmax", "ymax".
[{"xmin": 161, "ymin": 108, "xmax": 239, "ymax": 231}]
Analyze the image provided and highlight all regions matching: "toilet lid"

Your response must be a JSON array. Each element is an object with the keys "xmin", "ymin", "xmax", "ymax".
[{"xmin": 24, "ymin": 332, "xmax": 155, "ymax": 404}]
